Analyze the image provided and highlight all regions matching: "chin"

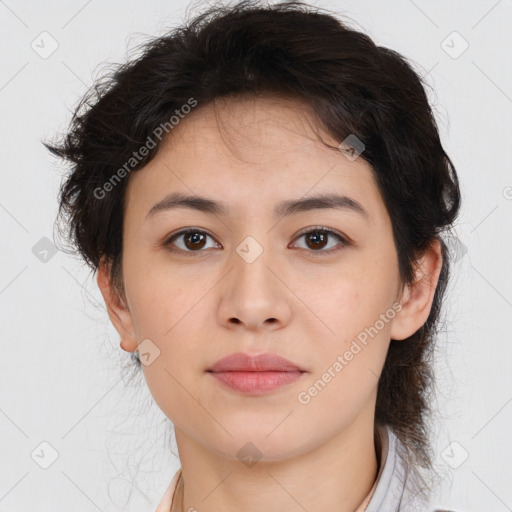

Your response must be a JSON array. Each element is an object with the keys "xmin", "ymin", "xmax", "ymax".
[{"xmin": 200, "ymin": 426, "xmax": 316, "ymax": 464}]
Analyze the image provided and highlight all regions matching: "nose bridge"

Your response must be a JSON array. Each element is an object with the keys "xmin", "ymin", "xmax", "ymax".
[
  {"xmin": 229, "ymin": 208, "xmax": 274, "ymax": 270},
  {"xmin": 232, "ymin": 232, "xmax": 277, "ymax": 296}
]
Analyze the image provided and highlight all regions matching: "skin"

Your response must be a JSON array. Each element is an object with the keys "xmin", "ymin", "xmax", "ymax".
[{"xmin": 97, "ymin": 93, "xmax": 442, "ymax": 512}]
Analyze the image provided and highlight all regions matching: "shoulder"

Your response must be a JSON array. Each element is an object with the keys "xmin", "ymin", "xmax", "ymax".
[
  {"xmin": 367, "ymin": 426, "xmax": 465, "ymax": 512},
  {"xmin": 155, "ymin": 468, "xmax": 181, "ymax": 512}
]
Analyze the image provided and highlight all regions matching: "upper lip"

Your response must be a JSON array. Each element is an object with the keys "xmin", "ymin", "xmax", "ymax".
[{"xmin": 207, "ymin": 352, "xmax": 305, "ymax": 372}]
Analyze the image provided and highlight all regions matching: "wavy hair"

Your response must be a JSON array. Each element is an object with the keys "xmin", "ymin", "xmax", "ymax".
[{"xmin": 44, "ymin": 0, "xmax": 461, "ymax": 497}]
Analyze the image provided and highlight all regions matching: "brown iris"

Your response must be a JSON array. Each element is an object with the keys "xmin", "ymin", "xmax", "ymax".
[
  {"xmin": 304, "ymin": 230, "xmax": 329, "ymax": 250},
  {"xmin": 184, "ymin": 232, "xmax": 207, "ymax": 250}
]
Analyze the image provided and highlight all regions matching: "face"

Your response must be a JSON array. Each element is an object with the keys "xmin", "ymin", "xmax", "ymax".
[{"xmin": 101, "ymin": 94, "xmax": 420, "ymax": 462}]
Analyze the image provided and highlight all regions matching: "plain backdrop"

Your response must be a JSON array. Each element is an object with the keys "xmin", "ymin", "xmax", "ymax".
[{"xmin": 1, "ymin": 0, "xmax": 511, "ymax": 510}]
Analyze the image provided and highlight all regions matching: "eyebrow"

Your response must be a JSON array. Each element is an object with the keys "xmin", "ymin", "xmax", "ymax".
[{"xmin": 145, "ymin": 191, "xmax": 371, "ymax": 221}]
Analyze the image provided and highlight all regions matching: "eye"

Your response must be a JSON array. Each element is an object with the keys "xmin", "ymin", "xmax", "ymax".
[
  {"xmin": 291, "ymin": 226, "xmax": 350, "ymax": 255},
  {"xmin": 163, "ymin": 229, "xmax": 221, "ymax": 254},
  {"xmin": 162, "ymin": 226, "xmax": 350, "ymax": 256}
]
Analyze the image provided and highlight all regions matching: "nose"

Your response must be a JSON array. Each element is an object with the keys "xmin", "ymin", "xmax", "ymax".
[{"xmin": 217, "ymin": 245, "xmax": 293, "ymax": 333}]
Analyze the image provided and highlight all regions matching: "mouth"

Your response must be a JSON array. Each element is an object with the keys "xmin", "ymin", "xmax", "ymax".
[{"xmin": 206, "ymin": 352, "xmax": 307, "ymax": 395}]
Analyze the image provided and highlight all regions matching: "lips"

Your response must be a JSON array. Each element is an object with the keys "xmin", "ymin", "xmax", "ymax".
[
  {"xmin": 207, "ymin": 352, "xmax": 306, "ymax": 394},
  {"xmin": 208, "ymin": 352, "xmax": 304, "ymax": 372}
]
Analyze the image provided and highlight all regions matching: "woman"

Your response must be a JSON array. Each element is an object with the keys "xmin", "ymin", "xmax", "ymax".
[{"xmin": 45, "ymin": 1, "xmax": 462, "ymax": 510}]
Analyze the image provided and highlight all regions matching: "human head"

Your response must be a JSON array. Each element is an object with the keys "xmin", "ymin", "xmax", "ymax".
[{"xmin": 45, "ymin": 0, "xmax": 460, "ymax": 480}]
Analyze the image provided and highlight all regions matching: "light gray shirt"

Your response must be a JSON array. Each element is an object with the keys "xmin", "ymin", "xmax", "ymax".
[{"xmin": 367, "ymin": 425, "xmax": 457, "ymax": 512}]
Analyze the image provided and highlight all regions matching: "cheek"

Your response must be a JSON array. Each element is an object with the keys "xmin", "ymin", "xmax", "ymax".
[
  {"xmin": 303, "ymin": 270, "xmax": 397, "ymax": 342},
  {"xmin": 294, "ymin": 287, "xmax": 393, "ymax": 429},
  {"xmin": 124, "ymin": 264, "xmax": 212, "ymax": 423},
  {"xmin": 296, "ymin": 259, "xmax": 398, "ymax": 386},
  {"xmin": 124, "ymin": 252, "xmax": 189, "ymax": 337}
]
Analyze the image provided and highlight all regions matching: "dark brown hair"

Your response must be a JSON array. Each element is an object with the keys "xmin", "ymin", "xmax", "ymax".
[{"xmin": 44, "ymin": 0, "xmax": 461, "ymax": 494}]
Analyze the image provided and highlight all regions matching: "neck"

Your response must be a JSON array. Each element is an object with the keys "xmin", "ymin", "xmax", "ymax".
[{"xmin": 173, "ymin": 409, "xmax": 379, "ymax": 512}]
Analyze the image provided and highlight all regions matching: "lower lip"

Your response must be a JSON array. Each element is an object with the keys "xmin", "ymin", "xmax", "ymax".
[{"xmin": 209, "ymin": 371, "xmax": 304, "ymax": 394}]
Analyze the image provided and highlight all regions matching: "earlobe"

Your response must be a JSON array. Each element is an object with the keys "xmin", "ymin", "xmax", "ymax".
[
  {"xmin": 390, "ymin": 239, "xmax": 443, "ymax": 341},
  {"xmin": 96, "ymin": 258, "xmax": 139, "ymax": 353}
]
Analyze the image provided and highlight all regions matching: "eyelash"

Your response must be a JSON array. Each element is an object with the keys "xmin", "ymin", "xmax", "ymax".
[{"xmin": 162, "ymin": 226, "xmax": 350, "ymax": 257}]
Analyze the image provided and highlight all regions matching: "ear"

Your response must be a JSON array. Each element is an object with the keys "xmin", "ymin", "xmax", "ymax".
[
  {"xmin": 96, "ymin": 258, "xmax": 138, "ymax": 353},
  {"xmin": 390, "ymin": 239, "xmax": 443, "ymax": 341}
]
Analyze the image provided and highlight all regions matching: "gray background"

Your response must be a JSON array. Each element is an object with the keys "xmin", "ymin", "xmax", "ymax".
[{"xmin": 1, "ymin": 0, "xmax": 511, "ymax": 510}]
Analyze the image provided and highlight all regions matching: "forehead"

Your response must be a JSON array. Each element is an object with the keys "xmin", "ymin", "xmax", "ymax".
[
  {"xmin": 123, "ymin": 95, "xmax": 386, "ymax": 224},
  {"xmin": 163, "ymin": 94, "xmax": 344, "ymax": 165}
]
